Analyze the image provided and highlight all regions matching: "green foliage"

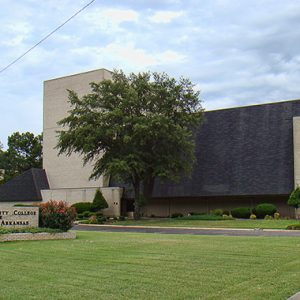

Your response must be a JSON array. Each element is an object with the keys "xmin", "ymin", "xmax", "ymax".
[
  {"xmin": 222, "ymin": 214, "xmax": 234, "ymax": 220},
  {"xmin": 71, "ymin": 202, "xmax": 92, "ymax": 214},
  {"xmin": 171, "ymin": 212, "xmax": 183, "ymax": 218},
  {"xmin": 0, "ymin": 132, "xmax": 42, "ymax": 183},
  {"xmin": 264, "ymin": 215, "xmax": 273, "ymax": 220},
  {"xmin": 288, "ymin": 187, "xmax": 300, "ymax": 208},
  {"xmin": 250, "ymin": 214, "xmax": 257, "ymax": 220},
  {"xmin": 56, "ymin": 70, "xmax": 203, "ymax": 218},
  {"xmin": 91, "ymin": 189, "xmax": 108, "ymax": 212},
  {"xmin": 274, "ymin": 212, "xmax": 280, "ymax": 220},
  {"xmin": 39, "ymin": 200, "xmax": 76, "ymax": 231},
  {"xmin": 231, "ymin": 207, "xmax": 251, "ymax": 219},
  {"xmin": 211, "ymin": 209, "xmax": 223, "ymax": 216},
  {"xmin": 287, "ymin": 224, "xmax": 300, "ymax": 230},
  {"xmin": 253, "ymin": 203, "xmax": 277, "ymax": 219}
]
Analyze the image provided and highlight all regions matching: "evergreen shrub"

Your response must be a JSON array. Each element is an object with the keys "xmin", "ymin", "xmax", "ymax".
[
  {"xmin": 91, "ymin": 189, "xmax": 108, "ymax": 212},
  {"xmin": 231, "ymin": 207, "xmax": 251, "ymax": 219},
  {"xmin": 71, "ymin": 202, "xmax": 92, "ymax": 214},
  {"xmin": 253, "ymin": 203, "xmax": 277, "ymax": 219}
]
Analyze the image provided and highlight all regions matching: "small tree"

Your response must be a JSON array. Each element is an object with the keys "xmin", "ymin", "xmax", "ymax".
[
  {"xmin": 288, "ymin": 187, "xmax": 300, "ymax": 219},
  {"xmin": 91, "ymin": 188, "xmax": 108, "ymax": 212}
]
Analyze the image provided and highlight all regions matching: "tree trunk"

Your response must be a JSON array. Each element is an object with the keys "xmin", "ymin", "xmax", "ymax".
[{"xmin": 133, "ymin": 179, "xmax": 141, "ymax": 220}]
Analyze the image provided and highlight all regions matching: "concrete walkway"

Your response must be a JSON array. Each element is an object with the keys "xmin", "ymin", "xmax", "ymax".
[{"xmin": 73, "ymin": 224, "xmax": 300, "ymax": 237}]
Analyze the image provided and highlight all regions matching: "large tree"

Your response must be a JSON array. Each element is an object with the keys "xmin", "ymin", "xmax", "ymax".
[
  {"xmin": 57, "ymin": 70, "xmax": 203, "ymax": 218},
  {"xmin": 0, "ymin": 132, "xmax": 42, "ymax": 183}
]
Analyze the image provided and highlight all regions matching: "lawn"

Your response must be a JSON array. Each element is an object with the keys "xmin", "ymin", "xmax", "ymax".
[
  {"xmin": 112, "ymin": 218, "xmax": 300, "ymax": 229},
  {"xmin": 0, "ymin": 231, "xmax": 300, "ymax": 299}
]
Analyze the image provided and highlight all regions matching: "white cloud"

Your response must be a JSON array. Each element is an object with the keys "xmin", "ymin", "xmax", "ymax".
[
  {"xmin": 71, "ymin": 43, "xmax": 186, "ymax": 70},
  {"xmin": 83, "ymin": 8, "xmax": 139, "ymax": 32},
  {"xmin": 149, "ymin": 10, "xmax": 184, "ymax": 23}
]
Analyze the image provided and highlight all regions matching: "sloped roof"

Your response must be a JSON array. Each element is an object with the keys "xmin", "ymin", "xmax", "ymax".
[
  {"xmin": 113, "ymin": 99, "xmax": 300, "ymax": 198},
  {"xmin": 0, "ymin": 168, "xmax": 49, "ymax": 202}
]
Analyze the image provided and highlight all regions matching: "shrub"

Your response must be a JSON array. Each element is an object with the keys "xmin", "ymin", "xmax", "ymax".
[
  {"xmin": 250, "ymin": 214, "xmax": 257, "ymax": 220},
  {"xmin": 223, "ymin": 210, "xmax": 230, "ymax": 216},
  {"xmin": 288, "ymin": 187, "xmax": 300, "ymax": 208},
  {"xmin": 231, "ymin": 207, "xmax": 251, "ymax": 219},
  {"xmin": 253, "ymin": 203, "xmax": 277, "ymax": 219},
  {"xmin": 71, "ymin": 202, "xmax": 92, "ymax": 214},
  {"xmin": 211, "ymin": 209, "xmax": 223, "ymax": 216},
  {"xmin": 287, "ymin": 224, "xmax": 300, "ymax": 230},
  {"xmin": 274, "ymin": 212, "xmax": 280, "ymax": 220},
  {"xmin": 264, "ymin": 215, "xmax": 273, "ymax": 220},
  {"xmin": 189, "ymin": 212, "xmax": 205, "ymax": 216},
  {"xmin": 91, "ymin": 189, "xmax": 108, "ymax": 212},
  {"xmin": 39, "ymin": 200, "xmax": 76, "ymax": 231},
  {"xmin": 222, "ymin": 214, "xmax": 234, "ymax": 220},
  {"xmin": 88, "ymin": 215, "xmax": 98, "ymax": 224},
  {"xmin": 118, "ymin": 216, "xmax": 125, "ymax": 221},
  {"xmin": 171, "ymin": 212, "xmax": 183, "ymax": 218},
  {"xmin": 77, "ymin": 213, "xmax": 84, "ymax": 220},
  {"xmin": 82, "ymin": 211, "xmax": 94, "ymax": 218}
]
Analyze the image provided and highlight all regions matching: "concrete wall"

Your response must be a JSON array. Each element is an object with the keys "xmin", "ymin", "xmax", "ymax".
[
  {"xmin": 41, "ymin": 187, "xmax": 123, "ymax": 217},
  {"xmin": 43, "ymin": 69, "xmax": 112, "ymax": 189},
  {"xmin": 294, "ymin": 117, "xmax": 300, "ymax": 187}
]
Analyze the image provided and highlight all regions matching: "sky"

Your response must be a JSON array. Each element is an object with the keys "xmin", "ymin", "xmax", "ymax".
[{"xmin": 1, "ymin": 0, "xmax": 300, "ymax": 147}]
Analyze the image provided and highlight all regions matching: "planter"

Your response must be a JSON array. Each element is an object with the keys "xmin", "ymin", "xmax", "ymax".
[{"xmin": 0, "ymin": 231, "xmax": 76, "ymax": 242}]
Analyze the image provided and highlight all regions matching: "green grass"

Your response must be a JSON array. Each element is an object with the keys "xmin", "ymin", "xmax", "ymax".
[
  {"xmin": 0, "ymin": 231, "xmax": 300, "ymax": 299},
  {"xmin": 112, "ymin": 218, "xmax": 300, "ymax": 229}
]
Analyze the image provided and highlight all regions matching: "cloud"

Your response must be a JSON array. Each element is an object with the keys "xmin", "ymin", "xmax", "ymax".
[
  {"xmin": 149, "ymin": 10, "xmax": 184, "ymax": 23},
  {"xmin": 71, "ymin": 43, "xmax": 186, "ymax": 70},
  {"xmin": 2, "ymin": 0, "xmax": 300, "ymax": 146},
  {"xmin": 82, "ymin": 8, "xmax": 139, "ymax": 32}
]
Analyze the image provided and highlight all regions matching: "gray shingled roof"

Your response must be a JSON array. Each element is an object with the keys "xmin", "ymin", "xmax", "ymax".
[
  {"xmin": 113, "ymin": 100, "xmax": 300, "ymax": 198},
  {"xmin": 0, "ymin": 168, "xmax": 49, "ymax": 202}
]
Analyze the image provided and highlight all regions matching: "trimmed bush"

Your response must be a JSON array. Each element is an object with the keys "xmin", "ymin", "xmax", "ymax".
[
  {"xmin": 211, "ymin": 209, "xmax": 223, "ymax": 216},
  {"xmin": 71, "ymin": 202, "xmax": 92, "ymax": 214},
  {"xmin": 222, "ymin": 214, "xmax": 234, "ymax": 220},
  {"xmin": 250, "ymin": 214, "xmax": 257, "ymax": 220},
  {"xmin": 171, "ymin": 212, "xmax": 183, "ymax": 218},
  {"xmin": 264, "ymin": 215, "xmax": 273, "ymax": 220},
  {"xmin": 253, "ymin": 203, "xmax": 277, "ymax": 219},
  {"xmin": 274, "ymin": 212, "xmax": 280, "ymax": 220},
  {"xmin": 82, "ymin": 211, "xmax": 95, "ymax": 218},
  {"xmin": 91, "ymin": 189, "xmax": 108, "ymax": 212},
  {"xmin": 287, "ymin": 224, "xmax": 300, "ymax": 230},
  {"xmin": 39, "ymin": 200, "xmax": 76, "ymax": 231},
  {"xmin": 231, "ymin": 207, "xmax": 251, "ymax": 219}
]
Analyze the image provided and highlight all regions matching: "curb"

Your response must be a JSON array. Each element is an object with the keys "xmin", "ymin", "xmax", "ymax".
[{"xmin": 287, "ymin": 292, "xmax": 300, "ymax": 300}]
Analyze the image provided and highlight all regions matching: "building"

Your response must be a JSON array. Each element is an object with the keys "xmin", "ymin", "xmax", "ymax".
[{"xmin": 0, "ymin": 68, "xmax": 299, "ymax": 217}]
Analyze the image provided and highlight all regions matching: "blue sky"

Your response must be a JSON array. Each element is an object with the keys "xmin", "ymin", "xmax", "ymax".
[{"xmin": 1, "ymin": 0, "xmax": 300, "ymax": 147}]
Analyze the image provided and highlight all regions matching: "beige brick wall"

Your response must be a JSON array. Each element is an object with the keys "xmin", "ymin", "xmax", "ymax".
[
  {"xmin": 41, "ymin": 187, "xmax": 123, "ymax": 217},
  {"xmin": 43, "ymin": 69, "xmax": 112, "ymax": 189}
]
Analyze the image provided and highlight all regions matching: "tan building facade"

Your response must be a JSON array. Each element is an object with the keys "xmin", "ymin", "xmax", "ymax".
[{"xmin": 42, "ymin": 69, "xmax": 123, "ymax": 216}]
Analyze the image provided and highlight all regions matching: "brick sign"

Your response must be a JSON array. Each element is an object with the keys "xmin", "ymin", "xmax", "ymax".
[{"xmin": 0, "ymin": 206, "xmax": 39, "ymax": 228}]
